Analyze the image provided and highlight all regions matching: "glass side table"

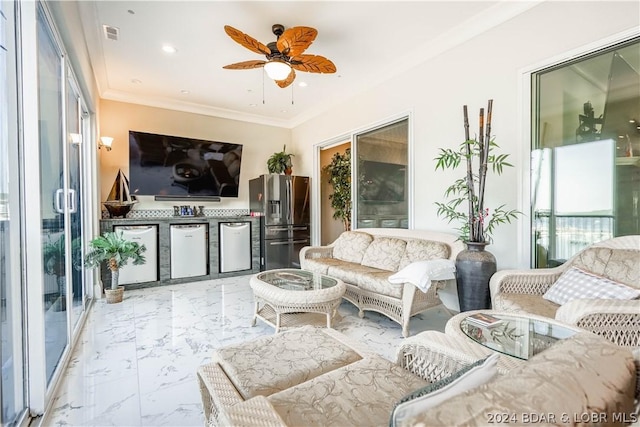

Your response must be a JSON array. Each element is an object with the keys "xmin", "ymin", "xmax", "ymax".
[{"xmin": 457, "ymin": 312, "xmax": 579, "ymax": 360}]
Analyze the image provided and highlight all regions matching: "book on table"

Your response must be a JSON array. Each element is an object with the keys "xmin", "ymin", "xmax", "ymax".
[{"xmin": 466, "ymin": 313, "xmax": 503, "ymax": 327}]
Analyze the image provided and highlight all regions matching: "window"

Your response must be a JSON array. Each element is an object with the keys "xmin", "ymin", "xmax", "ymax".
[{"xmin": 531, "ymin": 38, "xmax": 640, "ymax": 267}]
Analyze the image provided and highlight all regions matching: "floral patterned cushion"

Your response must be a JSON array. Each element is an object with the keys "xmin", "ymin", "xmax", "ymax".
[
  {"xmin": 358, "ymin": 271, "xmax": 403, "ymax": 298},
  {"xmin": 569, "ymin": 247, "xmax": 640, "ymax": 288},
  {"xmin": 361, "ymin": 237, "xmax": 407, "ymax": 272},
  {"xmin": 399, "ymin": 239, "xmax": 451, "ymax": 270},
  {"xmin": 400, "ymin": 332, "xmax": 636, "ymax": 426},
  {"xmin": 302, "ymin": 257, "xmax": 346, "ymax": 275},
  {"xmin": 212, "ymin": 326, "xmax": 363, "ymax": 400},
  {"xmin": 332, "ymin": 231, "xmax": 374, "ymax": 264},
  {"xmin": 327, "ymin": 263, "xmax": 384, "ymax": 286},
  {"xmin": 267, "ymin": 355, "xmax": 429, "ymax": 426}
]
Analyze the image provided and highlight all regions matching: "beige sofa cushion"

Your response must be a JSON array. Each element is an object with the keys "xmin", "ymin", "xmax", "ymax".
[
  {"xmin": 400, "ymin": 332, "xmax": 636, "ymax": 426},
  {"xmin": 491, "ymin": 293, "xmax": 559, "ymax": 319},
  {"xmin": 212, "ymin": 327, "xmax": 362, "ymax": 400},
  {"xmin": 268, "ymin": 355, "xmax": 428, "ymax": 426},
  {"xmin": 332, "ymin": 231, "xmax": 373, "ymax": 263},
  {"xmin": 302, "ymin": 257, "xmax": 346, "ymax": 275},
  {"xmin": 361, "ymin": 237, "xmax": 407, "ymax": 272},
  {"xmin": 358, "ymin": 271, "xmax": 403, "ymax": 298},
  {"xmin": 602, "ymin": 249, "xmax": 640, "ymax": 288},
  {"xmin": 399, "ymin": 239, "xmax": 451, "ymax": 269},
  {"xmin": 327, "ymin": 263, "xmax": 383, "ymax": 285}
]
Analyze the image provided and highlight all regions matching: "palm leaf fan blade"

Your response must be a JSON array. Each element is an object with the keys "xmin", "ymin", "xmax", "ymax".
[
  {"xmin": 276, "ymin": 26, "xmax": 317, "ymax": 57},
  {"xmin": 224, "ymin": 25, "xmax": 271, "ymax": 55},
  {"xmin": 290, "ymin": 55, "xmax": 336, "ymax": 73},
  {"xmin": 223, "ymin": 60, "xmax": 266, "ymax": 70},
  {"xmin": 274, "ymin": 69, "xmax": 296, "ymax": 88}
]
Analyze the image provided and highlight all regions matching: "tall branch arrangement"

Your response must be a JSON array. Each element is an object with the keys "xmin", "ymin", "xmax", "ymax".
[{"xmin": 435, "ymin": 100, "xmax": 520, "ymax": 243}]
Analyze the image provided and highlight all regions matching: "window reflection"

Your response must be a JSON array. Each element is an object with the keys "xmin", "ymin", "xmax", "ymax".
[{"xmin": 532, "ymin": 39, "xmax": 640, "ymax": 267}]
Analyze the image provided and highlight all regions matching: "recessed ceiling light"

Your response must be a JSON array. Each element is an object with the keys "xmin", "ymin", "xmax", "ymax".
[
  {"xmin": 162, "ymin": 45, "xmax": 177, "ymax": 54},
  {"xmin": 298, "ymin": 82, "xmax": 308, "ymax": 87},
  {"xmin": 280, "ymin": 109, "xmax": 288, "ymax": 113},
  {"xmin": 180, "ymin": 90, "xmax": 190, "ymax": 94},
  {"xmin": 131, "ymin": 78, "xmax": 142, "ymax": 84},
  {"xmin": 249, "ymin": 103, "xmax": 257, "ymax": 107}
]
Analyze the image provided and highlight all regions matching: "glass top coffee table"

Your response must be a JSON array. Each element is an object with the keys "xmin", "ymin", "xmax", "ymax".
[
  {"xmin": 250, "ymin": 269, "xmax": 346, "ymax": 333},
  {"xmin": 450, "ymin": 311, "xmax": 579, "ymax": 361}
]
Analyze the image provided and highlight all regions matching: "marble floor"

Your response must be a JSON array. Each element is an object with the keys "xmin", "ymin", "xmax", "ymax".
[{"xmin": 43, "ymin": 275, "xmax": 452, "ymax": 426}]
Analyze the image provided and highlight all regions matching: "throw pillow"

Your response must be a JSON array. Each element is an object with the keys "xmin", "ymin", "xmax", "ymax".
[
  {"xmin": 389, "ymin": 353, "xmax": 499, "ymax": 427},
  {"xmin": 388, "ymin": 259, "xmax": 456, "ymax": 292},
  {"xmin": 543, "ymin": 266, "xmax": 640, "ymax": 305}
]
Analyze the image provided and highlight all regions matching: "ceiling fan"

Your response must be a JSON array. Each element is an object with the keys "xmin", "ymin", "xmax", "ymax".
[{"xmin": 223, "ymin": 24, "xmax": 336, "ymax": 88}]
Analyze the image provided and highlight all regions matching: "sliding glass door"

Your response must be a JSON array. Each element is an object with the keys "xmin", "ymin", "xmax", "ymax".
[
  {"xmin": 354, "ymin": 118, "xmax": 409, "ymax": 229},
  {"xmin": 0, "ymin": 1, "xmax": 26, "ymax": 423},
  {"xmin": 531, "ymin": 38, "xmax": 640, "ymax": 267}
]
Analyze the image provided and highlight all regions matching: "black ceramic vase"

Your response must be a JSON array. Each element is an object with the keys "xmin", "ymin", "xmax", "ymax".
[{"xmin": 456, "ymin": 241, "xmax": 496, "ymax": 312}]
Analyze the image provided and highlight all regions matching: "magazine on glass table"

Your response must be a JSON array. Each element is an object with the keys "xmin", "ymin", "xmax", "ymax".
[{"xmin": 466, "ymin": 313, "xmax": 503, "ymax": 327}]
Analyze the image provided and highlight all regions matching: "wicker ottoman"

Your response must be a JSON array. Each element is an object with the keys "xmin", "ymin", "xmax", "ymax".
[{"xmin": 197, "ymin": 326, "xmax": 373, "ymax": 425}]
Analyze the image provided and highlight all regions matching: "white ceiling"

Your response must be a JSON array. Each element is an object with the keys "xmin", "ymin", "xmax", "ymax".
[{"xmin": 77, "ymin": 1, "xmax": 541, "ymax": 128}]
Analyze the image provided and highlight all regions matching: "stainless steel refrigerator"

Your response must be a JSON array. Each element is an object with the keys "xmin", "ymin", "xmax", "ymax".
[{"xmin": 249, "ymin": 174, "xmax": 310, "ymax": 270}]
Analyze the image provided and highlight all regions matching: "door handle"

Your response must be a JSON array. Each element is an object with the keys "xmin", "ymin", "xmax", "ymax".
[
  {"xmin": 291, "ymin": 227, "xmax": 308, "ymax": 231},
  {"xmin": 269, "ymin": 241, "xmax": 291, "ymax": 246},
  {"xmin": 68, "ymin": 189, "xmax": 77, "ymax": 213},
  {"xmin": 291, "ymin": 240, "xmax": 309, "ymax": 244},
  {"xmin": 55, "ymin": 189, "xmax": 65, "ymax": 213},
  {"xmin": 269, "ymin": 227, "xmax": 289, "ymax": 232}
]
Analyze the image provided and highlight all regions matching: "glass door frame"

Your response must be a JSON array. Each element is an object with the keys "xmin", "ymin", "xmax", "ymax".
[
  {"xmin": 20, "ymin": 0, "xmax": 93, "ymax": 415},
  {"xmin": 518, "ymin": 27, "xmax": 639, "ymax": 268},
  {"xmin": 311, "ymin": 110, "xmax": 414, "ymax": 245}
]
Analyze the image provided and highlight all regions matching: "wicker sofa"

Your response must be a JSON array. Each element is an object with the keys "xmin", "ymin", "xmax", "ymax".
[
  {"xmin": 490, "ymin": 235, "xmax": 640, "ymax": 347},
  {"xmin": 299, "ymin": 229, "xmax": 464, "ymax": 337},
  {"xmin": 197, "ymin": 326, "xmax": 637, "ymax": 427}
]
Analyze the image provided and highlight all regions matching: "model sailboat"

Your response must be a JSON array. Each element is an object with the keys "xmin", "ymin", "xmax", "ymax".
[{"xmin": 103, "ymin": 169, "xmax": 138, "ymax": 218}]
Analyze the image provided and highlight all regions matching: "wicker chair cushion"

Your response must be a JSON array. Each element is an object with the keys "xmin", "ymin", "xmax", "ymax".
[
  {"xmin": 543, "ymin": 267, "xmax": 640, "ymax": 305},
  {"xmin": 267, "ymin": 355, "xmax": 428, "ymax": 426},
  {"xmin": 361, "ymin": 237, "xmax": 407, "ymax": 272},
  {"xmin": 398, "ymin": 239, "xmax": 451, "ymax": 270},
  {"xmin": 569, "ymin": 247, "xmax": 640, "ymax": 288},
  {"xmin": 327, "ymin": 263, "xmax": 383, "ymax": 285},
  {"xmin": 400, "ymin": 333, "xmax": 636, "ymax": 426},
  {"xmin": 491, "ymin": 293, "xmax": 559, "ymax": 319},
  {"xmin": 332, "ymin": 231, "xmax": 373, "ymax": 264},
  {"xmin": 390, "ymin": 354, "xmax": 499, "ymax": 427},
  {"xmin": 301, "ymin": 257, "xmax": 346, "ymax": 275},
  {"xmin": 212, "ymin": 327, "xmax": 362, "ymax": 400},
  {"xmin": 357, "ymin": 271, "xmax": 403, "ymax": 298}
]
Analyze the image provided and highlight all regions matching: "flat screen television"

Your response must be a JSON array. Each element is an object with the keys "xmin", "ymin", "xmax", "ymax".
[
  {"xmin": 129, "ymin": 131, "xmax": 243, "ymax": 198},
  {"xmin": 359, "ymin": 160, "xmax": 406, "ymax": 202}
]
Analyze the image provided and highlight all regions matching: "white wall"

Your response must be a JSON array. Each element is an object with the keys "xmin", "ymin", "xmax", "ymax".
[{"xmin": 291, "ymin": 1, "xmax": 639, "ymax": 269}]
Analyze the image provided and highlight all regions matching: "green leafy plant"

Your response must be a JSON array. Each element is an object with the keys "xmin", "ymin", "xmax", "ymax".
[
  {"xmin": 43, "ymin": 234, "xmax": 83, "ymax": 276},
  {"xmin": 434, "ymin": 100, "xmax": 521, "ymax": 243},
  {"xmin": 267, "ymin": 144, "xmax": 294, "ymax": 174},
  {"xmin": 323, "ymin": 148, "xmax": 352, "ymax": 231},
  {"xmin": 85, "ymin": 231, "xmax": 146, "ymax": 290}
]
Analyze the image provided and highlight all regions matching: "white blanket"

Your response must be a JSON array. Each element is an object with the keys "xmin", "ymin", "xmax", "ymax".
[{"xmin": 388, "ymin": 259, "xmax": 456, "ymax": 292}]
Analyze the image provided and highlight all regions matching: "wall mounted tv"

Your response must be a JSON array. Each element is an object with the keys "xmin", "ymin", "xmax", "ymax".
[{"xmin": 129, "ymin": 131, "xmax": 243, "ymax": 198}]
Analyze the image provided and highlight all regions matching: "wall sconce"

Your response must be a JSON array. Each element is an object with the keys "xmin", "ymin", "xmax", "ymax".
[{"xmin": 99, "ymin": 136, "xmax": 114, "ymax": 151}]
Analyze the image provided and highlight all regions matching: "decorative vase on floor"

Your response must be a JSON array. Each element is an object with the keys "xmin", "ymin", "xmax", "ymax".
[{"xmin": 455, "ymin": 241, "xmax": 496, "ymax": 312}]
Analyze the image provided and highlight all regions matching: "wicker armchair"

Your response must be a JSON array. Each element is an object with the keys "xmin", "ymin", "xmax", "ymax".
[{"xmin": 490, "ymin": 235, "xmax": 640, "ymax": 347}]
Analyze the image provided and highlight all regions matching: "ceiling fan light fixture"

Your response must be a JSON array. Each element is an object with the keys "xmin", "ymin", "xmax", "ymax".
[{"xmin": 264, "ymin": 60, "xmax": 291, "ymax": 81}]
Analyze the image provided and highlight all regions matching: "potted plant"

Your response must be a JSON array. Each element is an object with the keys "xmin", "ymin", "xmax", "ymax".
[
  {"xmin": 323, "ymin": 148, "xmax": 352, "ymax": 231},
  {"xmin": 434, "ymin": 99, "xmax": 520, "ymax": 311},
  {"xmin": 85, "ymin": 231, "xmax": 146, "ymax": 303},
  {"xmin": 267, "ymin": 144, "xmax": 294, "ymax": 174}
]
